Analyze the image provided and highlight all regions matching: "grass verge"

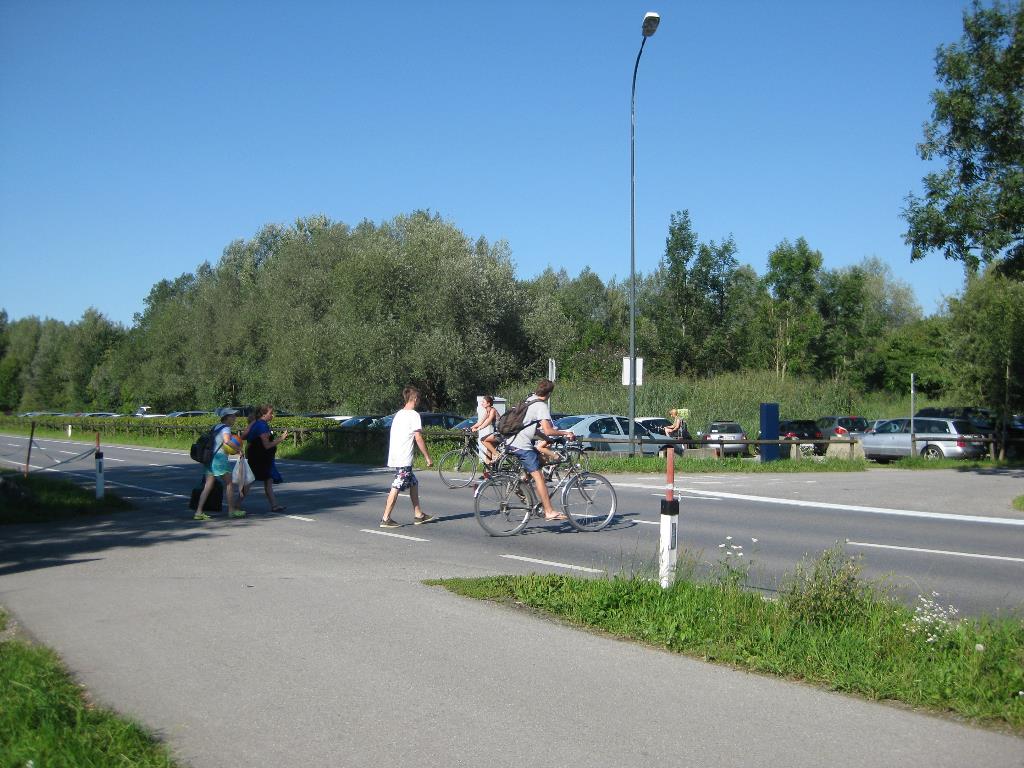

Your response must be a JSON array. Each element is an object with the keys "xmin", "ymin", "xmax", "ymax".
[
  {"xmin": 427, "ymin": 546, "xmax": 1024, "ymax": 732},
  {"xmin": 0, "ymin": 469, "xmax": 132, "ymax": 525},
  {"xmin": 1013, "ymin": 495, "xmax": 1024, "ymax": 512},
  {"xmin": 0, "ymin": 608, "xmax": 182, "ymax": 767}
]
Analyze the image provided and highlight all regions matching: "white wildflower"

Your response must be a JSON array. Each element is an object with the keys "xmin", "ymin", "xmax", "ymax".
[
  {"xmin": 975, "ymin": 643, "xmax": 985, "ymax": 652},
  {"xmin": 751, "ymin": 537, "xmax": 758, "ymax": 543},
  {"xmin": 726, "ymin": 536, "xmax": 733, "ymax": 540}
]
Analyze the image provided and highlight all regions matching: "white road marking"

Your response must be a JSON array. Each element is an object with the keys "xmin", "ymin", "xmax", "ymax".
[
  {"xmin": 615, "ymin": 482, "xmax": 1024, "ymax": 527},
  {"xmin": 500, "ymin": 554, "xmax": 604, "ymax": 574},
  {"xmin": 88, "ymin": 477, "xmax": 188, "ymax": 498},
  {"xmin": 105, "ymin": 457, "xmax": 126, "ymax": 462},
  {"xmin": 345, "ymin": 486, "xmax": 389, "ymax": 496},
  {"xmin": 0, "ymin": 458, "xmax": 190, "ymax": 498},
  {"xmin": 59, "ymin": 450, "xmax": 77, "ymax": 455},
  {"xmin": 847, "ymin": 540, "xmax": 1024, "ymax": 563},
  {"xmin": 7, "ymin": 443, "xmax": 20, "ymax": 447},
  {"xmin": 634, "ymin": 520, "xmax": 659, "ymax": 526},
  {"xmin": 648, "ymin": 493, "xmax": 719, "ymax": 501},
  {"xmin": 360, "ymin": 529, "xmax": 429, "ymax": 542},
  {"xmin": 285, "ymin": 515, "xmax": 314, "ymax": 522}
]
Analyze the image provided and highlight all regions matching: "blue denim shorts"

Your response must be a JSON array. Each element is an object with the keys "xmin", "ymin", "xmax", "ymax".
[
  {"xmin": 510, "ymin": 447, "xmax": 542, "ymax": 474},
  {"xmin": 390, "ymin": 466, "xmax": 418, "ymax": 491}
]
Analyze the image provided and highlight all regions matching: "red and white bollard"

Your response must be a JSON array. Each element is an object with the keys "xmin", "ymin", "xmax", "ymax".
[{"xmin": 660, "ymin": 446, "xmax": 679, "ymax": 588}]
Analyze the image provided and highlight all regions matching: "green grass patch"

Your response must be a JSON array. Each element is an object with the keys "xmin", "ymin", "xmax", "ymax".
[
  {"xmin": 0, "ymin": 470, "xmax": 132, "ymax": 525},
  {"xmin": 428, "ymin": 546, "xmax": 1024, "ymax": 732},
  {"xmin": 0, "ymin": 608, "xmax": 182, "ymax": 767},
  {"xmin": 878, "ymin": 456, "xmax": 1019, "ymax": 471},
  {"xmin": 1014, "ymin": 495, "xmax": 1024, "ymax": 512}
]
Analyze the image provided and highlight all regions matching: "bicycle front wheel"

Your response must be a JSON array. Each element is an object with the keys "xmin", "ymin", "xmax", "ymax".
[
  {"xmin": 474, "ymin": 474, "xmax": 534, "ymax": 536},
  {"xmin": 438, "ymin": 449, "xmax": 479, "ymax": 488},
  {"xmin": 561, "ymin": 472, "xmax": 616, "ymax": 531}
]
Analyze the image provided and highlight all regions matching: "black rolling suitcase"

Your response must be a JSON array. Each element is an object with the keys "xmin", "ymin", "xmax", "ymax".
[{"xmin": 189, "ymin": 477, "xmax": 223, "ymax": 512}]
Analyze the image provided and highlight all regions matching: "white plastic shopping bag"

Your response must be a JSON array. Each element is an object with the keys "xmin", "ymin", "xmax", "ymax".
[{"xmin": 233, "ymin": 455, "xmax": 255, "ymax": 487}]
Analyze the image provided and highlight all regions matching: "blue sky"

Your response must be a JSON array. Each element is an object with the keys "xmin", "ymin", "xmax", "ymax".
[{"xmin": 1, "ymin": 1, "xmax": 971, "ymax": 327}]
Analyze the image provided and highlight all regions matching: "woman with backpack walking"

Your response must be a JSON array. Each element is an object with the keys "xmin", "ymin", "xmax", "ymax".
[{"xmin": 194, "ymin": 410, "xmax": 245, "ymax": 521}]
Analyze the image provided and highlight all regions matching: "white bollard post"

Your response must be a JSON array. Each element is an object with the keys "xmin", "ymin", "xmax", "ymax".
[{"xmin": 659, "ymin": 504, "xmax": 678, "ymax": 588}]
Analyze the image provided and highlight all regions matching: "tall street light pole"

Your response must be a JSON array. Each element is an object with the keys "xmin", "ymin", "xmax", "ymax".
[{"xmin": 629, "ymin": 11, "xmax": 660, "ymax": 455}]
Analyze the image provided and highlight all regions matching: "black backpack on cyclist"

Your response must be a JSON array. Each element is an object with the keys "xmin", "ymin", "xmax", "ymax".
[{"xmin": 495, "ymin": 398, "xmax": 536, "ymax": 437}]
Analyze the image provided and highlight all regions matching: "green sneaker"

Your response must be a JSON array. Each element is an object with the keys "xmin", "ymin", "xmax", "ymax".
[
  {"xmin": 193, "ymin": 511, "xmax": 212, "ymax": 521},
  {"xmin": 229, "ymin": 509, "xmax": 246, "ymax": 519}
]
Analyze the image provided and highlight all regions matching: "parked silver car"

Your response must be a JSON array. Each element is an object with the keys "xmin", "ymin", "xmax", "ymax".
[
  {"xmin": 699, "ymin": 421, "xmax": 748, "ymax": 456},
  {"xmin": 553, "ymin": 414, "xmax": 667, "ymax": 455},
  {"xmin": 861, "ymin": 417, "xmax": 987, "ymax": 461},
  {"xmin": 637, "ymin": 416, "xmax": 692, "ymax": 452}
]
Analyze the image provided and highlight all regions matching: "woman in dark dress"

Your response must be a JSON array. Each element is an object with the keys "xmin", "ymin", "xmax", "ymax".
[{"xmin": 241, "ymin": 404, "xmax": 290, "ymax": 512}]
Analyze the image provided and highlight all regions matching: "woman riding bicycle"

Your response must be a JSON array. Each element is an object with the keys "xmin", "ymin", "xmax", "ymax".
[{"xmin": 471, "ymin": 395, "xmax": 499, "ymax": 464}]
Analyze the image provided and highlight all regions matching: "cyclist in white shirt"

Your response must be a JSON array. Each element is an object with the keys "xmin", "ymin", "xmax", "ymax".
[{"xmin": 508, "ymin": 379, "xmax": 575, "ymax": 522}]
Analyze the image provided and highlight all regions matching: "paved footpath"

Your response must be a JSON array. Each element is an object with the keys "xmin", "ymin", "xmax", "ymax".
[{"xmin": 1, "ymin": 483, "xmax": 1022, "ymax": 768}]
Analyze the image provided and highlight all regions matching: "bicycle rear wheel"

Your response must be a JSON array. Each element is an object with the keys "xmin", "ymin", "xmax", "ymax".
[
  {"xmin": 438, "ymin": 448, "xmax": 479, "ymax": 488},
  {"xmin": 561, "ymin": 472, "xmax": 616, "ymax": 531},
  {"xmin": 492, "ymin": 451, "xmax": 522, "ymax": 476},
  {"xmin": 474, "ymin": 473, "xmax": 534, "ymax": 536}
]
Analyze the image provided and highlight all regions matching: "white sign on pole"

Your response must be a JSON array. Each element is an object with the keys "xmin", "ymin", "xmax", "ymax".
[
  {"xmin": 548, "ymin": 358, "xmax": 556, "ymax": 381},
  {"xmin": 621, "ymin": 357, "xmax": 644, "ymax": 386}
]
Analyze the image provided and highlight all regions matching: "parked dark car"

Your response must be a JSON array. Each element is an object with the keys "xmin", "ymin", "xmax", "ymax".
[
  {"xmin": 338, "ymin": 415, "xmax": 384, "ymax": 429},
  {"xmin": 374, "ymin": 412, "xmax": 465, "ymax": 430},
  {"xmin": 816, "ymin": 415, "xmax": 870, "ymax": 442},
  {"xmin": 756, "ymin": 419, "xmax": 827, "ymax": 456},
  {"xmin": 915, "ymin": 407, "xmax": 993, "ymax": 430}
]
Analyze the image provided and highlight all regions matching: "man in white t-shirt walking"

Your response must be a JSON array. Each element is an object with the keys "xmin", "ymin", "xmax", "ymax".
[
  {"xmin": 380, "ymin": 386, "xmax": 434, "ymax": 528},
  {"xmin": 509, "ymin": 378, "xmax": 575, "ymax": 522}
]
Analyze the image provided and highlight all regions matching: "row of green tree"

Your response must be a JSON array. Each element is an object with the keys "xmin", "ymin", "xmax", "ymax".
[
  {"xmin": 1, "ymin": 1, "xmax": 1020, "ymax": 419},
  {"xmin": 0, "ymin": 209, "xmax": 1020, "ymax": 417}
]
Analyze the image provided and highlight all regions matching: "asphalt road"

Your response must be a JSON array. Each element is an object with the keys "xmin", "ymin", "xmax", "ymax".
[
  {"xmin": 3, "ymin": 433, "xmax": 1022, "ymax": 616},
  {"xmin": 1, "ymin": 434, "xmax": 1022, "ymax": 767}
]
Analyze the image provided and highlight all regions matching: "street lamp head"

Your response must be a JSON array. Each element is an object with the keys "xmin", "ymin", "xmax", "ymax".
[{"xmin": 642, "ymin": 11, "xmax": 660, "ymax": 37}]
